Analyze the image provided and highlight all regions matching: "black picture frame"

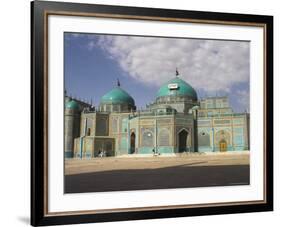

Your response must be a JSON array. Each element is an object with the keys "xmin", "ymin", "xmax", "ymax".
[{"xmin": 31, "ymin": 0, "xmax": 273, "ymax": 226}]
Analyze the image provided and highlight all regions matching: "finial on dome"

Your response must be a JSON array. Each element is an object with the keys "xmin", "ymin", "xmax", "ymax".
[
  {"xmin": 117, "ymin": 78, "xmax": 121, "ymax": 87},
  {"xmin": 176, "ymin": 68, "xmax": 179, "ymax": 76}
]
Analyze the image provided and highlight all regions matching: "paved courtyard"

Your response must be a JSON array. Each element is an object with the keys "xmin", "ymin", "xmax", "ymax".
[{"xmin": 64, "ymin": 153, "xmax": 250, "ymax": 193}]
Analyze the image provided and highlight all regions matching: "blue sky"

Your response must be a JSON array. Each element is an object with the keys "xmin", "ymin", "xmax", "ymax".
[{"xmin": 64, "ymin": 33, "xmax": 250, "ymax": 112}]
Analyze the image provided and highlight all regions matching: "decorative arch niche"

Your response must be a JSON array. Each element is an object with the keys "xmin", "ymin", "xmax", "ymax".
[
  {"xmin": 177, "ymin": 128, "xmax": 189, "ymax": 152},
  {"xmin": 215, "ymin": 130, "xmax": 231, "ymax": 147},
  {"xmin": 158, "ymin": 128, "xmax": 170, "ymax": 146},
  {"xmin": 141, "ymin": 129, "xmax": 154, "ymax": 147}
]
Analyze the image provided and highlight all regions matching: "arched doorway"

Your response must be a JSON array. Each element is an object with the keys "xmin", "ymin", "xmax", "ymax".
[
  {"xmin": 219, "ymin": 139, "xmax": 227, "ymax": 152},
  {"xmin": 130, "ymin": 132, "xmax": 136, "ymax": 154},
  {"xmin": 216, "ymin": 130, "xmax": 230, "ymax": 152},
  {"xmin": 178, "ymin": 129, "xmax": 188, "ymax": 153}
]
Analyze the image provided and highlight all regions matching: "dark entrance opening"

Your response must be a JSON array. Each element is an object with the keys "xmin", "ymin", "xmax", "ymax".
[
  {"xmin": 130, "ymin": 132, "xmax": 136, "ymax": 154},
  {"xmin": 178, "ymin": 130, "xmax": 188, "ymax": 152}
]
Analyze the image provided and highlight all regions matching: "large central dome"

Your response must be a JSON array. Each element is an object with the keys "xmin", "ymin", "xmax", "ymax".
[
  {"xmin": 156, "ymin": 77, "xmax": 197, "ymax": 100},
  {"xmin": 101, "ymin": 87, "xmax": 135, "ymax": 105}
]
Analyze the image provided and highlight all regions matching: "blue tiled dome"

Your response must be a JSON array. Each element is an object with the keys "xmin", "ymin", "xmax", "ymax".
[
  {"xmin": 101, "ymin": 87, "xmax": 135, "ymax": 105},
  {"xmin": 157, "ymin": 77, "xmax": 197, "ymax": 100}
]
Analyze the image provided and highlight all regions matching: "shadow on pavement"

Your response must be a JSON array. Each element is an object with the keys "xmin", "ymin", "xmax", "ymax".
[{"xmin": 64, "ymin": 164, "xmax": 249, "ymax": 193}]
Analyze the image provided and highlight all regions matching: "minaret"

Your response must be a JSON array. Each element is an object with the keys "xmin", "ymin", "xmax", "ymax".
[{"xmin": 64, "ymin": 99, "xmax": 81, "ymax": 158}]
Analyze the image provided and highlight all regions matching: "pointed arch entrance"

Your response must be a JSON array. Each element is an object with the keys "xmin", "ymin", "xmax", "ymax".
[
  {"xmin": 130, "ymin": 132, "xmax": 136, "ymax": 154},
  {"xmin": 219, "ymin": 139, "xmax": 227, "ymax": 152},
  {"xmin": 178, "ymin": 129, "xmax": 188, "ymax": 153},
  {"xmin": 216, "ymin": 130, "xmax": 230, "ymax": 152}
]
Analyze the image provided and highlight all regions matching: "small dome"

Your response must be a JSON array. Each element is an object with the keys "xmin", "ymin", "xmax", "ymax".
[
  {"xmin": 65, "ymin": 100, "xmax": 79, "ymax": 110},
  {"xmin": 101, "ymin": 87, "xmax": 135, "ymax": 105},
  {"xmin": 156, "ymin": 77, "xmax": 197, "ymax": 100}
]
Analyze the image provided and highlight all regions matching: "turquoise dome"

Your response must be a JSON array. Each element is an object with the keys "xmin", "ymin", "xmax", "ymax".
[
  {"xmin": 101, "ymin": 87, "xmax": 135, "ymax": 105},
  {"xmin": 65, "ymin": 100, "xmax": 79, "ymax": 110},
  {"xmin": 156, "ymin": 77, "xmax": 197, "ymax": 100}
]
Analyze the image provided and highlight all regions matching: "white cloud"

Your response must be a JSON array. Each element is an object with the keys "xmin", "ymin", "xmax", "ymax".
[{"xmin": 93, "ymin": 35, "xmax": 249, "ymax": 93}]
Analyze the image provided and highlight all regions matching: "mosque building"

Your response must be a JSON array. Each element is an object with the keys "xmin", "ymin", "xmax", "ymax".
[{"xmin": 64, "ymin": 72, "xmax": 250, "ymax": 158}]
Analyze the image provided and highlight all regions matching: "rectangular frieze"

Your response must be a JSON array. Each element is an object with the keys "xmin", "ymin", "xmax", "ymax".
[
  {"xmin": 157, "ymin": 118, "xmax": 172, "ymax": 124},
  {"xmin": 214, "ymin": 119, "xmax": 231, "ymax": 125},
  {"xmin": 140, "ymin": 120, "xmax": 155, "ymax": 125},
  {"xmin": 198, "ymin": 120, "xmax": 211, "ymax": 126}
]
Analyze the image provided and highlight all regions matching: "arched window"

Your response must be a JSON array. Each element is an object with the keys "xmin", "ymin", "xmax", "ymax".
[
  {"xmin": 142, "ymin": 130, "xmax": 154, "ymax": 147},
  {"xmin": 158, "ymin": 128, "xmax": 170, "ymax": 146}
]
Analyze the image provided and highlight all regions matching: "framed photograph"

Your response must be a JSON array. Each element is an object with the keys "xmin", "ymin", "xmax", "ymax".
[{"xmin": 31, "ymin": 0, "xmax": 273, "ymax": 226}]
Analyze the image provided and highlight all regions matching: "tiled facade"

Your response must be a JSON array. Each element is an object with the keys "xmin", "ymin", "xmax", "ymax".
[{"xmin": 65, "ymin": 77, "xmax": 249, "ymax": 158}]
